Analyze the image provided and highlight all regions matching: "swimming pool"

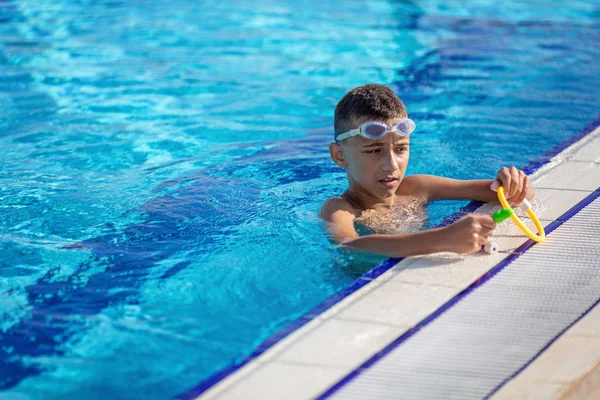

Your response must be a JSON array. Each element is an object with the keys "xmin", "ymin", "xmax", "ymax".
[{"xmin": 1, "ymin": 0, "xmax": 599, "ymax": 398}]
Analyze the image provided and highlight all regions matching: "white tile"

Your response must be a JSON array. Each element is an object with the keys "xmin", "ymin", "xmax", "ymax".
[
  {"xmin": 515, "ymin": 335, "xmax": 600, "ymax": 383},
  {"xmin": 488, "ymin": 234, "xmax": 531, "ymax": 254},
  {"xmin": 367, "ymin": 259, "xmax": 413, "ymax": 285},
  {"xmin": 253, "ymin": 318, "xmax": 323, "ymax": 363},
  {"xmin": 313, "ymin": 279, "xmax": 383, "ymax": 322},
  {"xmin": 275, "ymin": 318, "xmax": 401, "ymax": 369},
  {"xmin": 566, "ymin": 303, "xmax": 600, "ymax": 337},
  {"xmin": 534, "ymin": 161, "xmax": 600, "ymax": 191},
  {"xmin": 200, "ymin": 361, "xmax": 264, "ymax": 400},
  {"xmin": 491, "ymin": 379, "xmax": 568, "ymax": 400},
  {"xmin": 525, "ymin": 188, "xmax": 591, "ymax": 220},
  {"xmin": 386, "ymin": 251, "xmax": 502, "ymax": 288},
  {"xmin": 335, "ymin": 281, "xmax": 457, "ymax": 327},
  {"xmin": 568, "ymin": 130, "xmax": 600, "ymax": 163},
  {"xmin": 561, "ymin": 362, "xmax": 600, "ymax": 400},
  {"xmin": 214, "ymin": 362, "xmax": 347, "ymax": 400}
]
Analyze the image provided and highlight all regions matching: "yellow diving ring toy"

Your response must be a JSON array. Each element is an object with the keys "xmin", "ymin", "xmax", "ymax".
[{"xmin": 497, "ymin": 186, "xmax": 545, "ymax": 243}]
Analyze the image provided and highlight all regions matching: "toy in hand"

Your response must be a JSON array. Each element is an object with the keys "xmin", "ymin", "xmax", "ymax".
[{"xmin": 482, "ymin": 185, "xmax": 546, "ymax": 254}]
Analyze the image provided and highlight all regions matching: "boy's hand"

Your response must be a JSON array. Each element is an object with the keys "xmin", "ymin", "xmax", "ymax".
[
  {"xmin": 492, "ymin": 166, "xmax": 533, "ymax": 206},
  {"xmin": 443, "ymin": 214, "xmax": 496, "ymax": 254}
]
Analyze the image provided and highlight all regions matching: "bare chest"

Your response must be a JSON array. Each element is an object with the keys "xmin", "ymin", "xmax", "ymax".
[{"xmin": 354, "ymin": 197, "xmax": 428, "ymax": 235}]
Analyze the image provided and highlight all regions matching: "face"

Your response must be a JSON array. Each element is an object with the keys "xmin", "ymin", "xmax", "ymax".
[{"xmin": 331, "ymin": 118, "xmax": 410, "ymax": 201}]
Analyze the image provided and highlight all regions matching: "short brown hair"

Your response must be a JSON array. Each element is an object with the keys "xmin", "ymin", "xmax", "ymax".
[{"xmin": 334, "ymin": 84, "xmax": 407, "ymax": 140}]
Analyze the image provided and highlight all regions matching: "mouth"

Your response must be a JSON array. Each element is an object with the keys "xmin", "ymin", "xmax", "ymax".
[{"xmin": 378, "ymin": 176, "xmax": 399, "ymax": 188}]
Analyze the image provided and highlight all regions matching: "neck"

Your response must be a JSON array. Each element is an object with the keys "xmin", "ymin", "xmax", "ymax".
[{"xmin": 344, "ymin": 183, "xmax": 395, "ymax": 210}]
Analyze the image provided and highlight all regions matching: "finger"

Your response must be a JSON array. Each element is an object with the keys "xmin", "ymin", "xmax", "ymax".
[
  {"xmin": 471, "ymin": 232, "xmax": 482, "ymax": 250},
  {"xmin": 514, "ymin": 172, "xmax": 528, "ymax": 205},
  {"xmin": 477, "ymin": 234, "xmax": 490, "ymax": 247},
  {"xmin": 490, "ymin": 180, "xmax": 500, "ymax": 192},
  {"xmin": 476, "ymin": 214, "xmax": 497, "ymax": 230},
  {"xmin": 509, "ymin": 166, "xmax": 520, "ymax": 198},
  {"xmin": 480, "ymin": 226, "xmax": 495, "ymax": 237},
  {"xmin": 497, "ymin": 167, "xmax": 511, "ymax": 196},
  {"xmin": 496, "ymin": 167, "xmax": 509, "ymax": 184},
  {"xmin": 477, "ymin": 226, "xmax": 495, "ymax": 236},
  {"xmin": 511, "ymin": 169, "xmax": 524, "ymax": 204}
]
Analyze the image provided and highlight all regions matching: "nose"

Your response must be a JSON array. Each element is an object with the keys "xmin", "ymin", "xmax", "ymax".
[{"xmin": 381, "ymin": 148, "xmax": 400, "ymax": 172}]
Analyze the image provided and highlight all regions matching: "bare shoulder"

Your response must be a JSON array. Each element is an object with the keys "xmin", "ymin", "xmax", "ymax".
[
  {"xmin": 319, "ymin": 196, "xmax": 358, "ymax": 221},
  {"xmin": 320, "ymin": 196, "xmax": 360, "ymax": 243},
  {"xmin": 397, "ymin": 174, "xmax": 431, "ymax": 199}
]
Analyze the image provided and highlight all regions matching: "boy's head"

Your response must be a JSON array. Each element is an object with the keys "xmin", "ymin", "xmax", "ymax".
[
  {"xmin": 334, "ymin": 84, "xmax": 408, "ymax": 141},
  {"xmin": 330, "ymin": 84, "xmax": 412, "ymax": 201}
]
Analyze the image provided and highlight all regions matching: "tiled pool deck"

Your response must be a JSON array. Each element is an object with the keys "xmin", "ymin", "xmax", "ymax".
[{"xmin": 182, "ymin": 121, "xmax": 600, "ymax": 400}]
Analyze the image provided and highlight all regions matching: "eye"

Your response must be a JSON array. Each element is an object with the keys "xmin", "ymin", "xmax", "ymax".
[
  {"xmin": 395, "ymin": 146, "xmax": 408, "ymax": 154},
  {"xmin": 364, "ymin": 149, "xmax": 381, "ymax": 154}
]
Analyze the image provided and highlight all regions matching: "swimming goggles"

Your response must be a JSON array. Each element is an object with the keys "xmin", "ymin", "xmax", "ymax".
[{"xmin": 335, "ymin": 118, "xmax": 416, "ymax": 142}]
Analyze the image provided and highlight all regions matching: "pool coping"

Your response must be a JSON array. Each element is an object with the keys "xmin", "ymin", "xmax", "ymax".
[{"xmin": 176, "ymin": 116, "xmax": 600, "ymax": 400}]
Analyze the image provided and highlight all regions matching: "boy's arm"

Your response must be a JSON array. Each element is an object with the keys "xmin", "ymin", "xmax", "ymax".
[
  {"xmin": 339, "ymin": 230, "xmax": 452, "ymax": 258},
  {"xmin": 401, "ymin": 175, "xmax": 496, "ymax": 202},
  {"xmin": 402, "ymin": 168, "xmax": 534, "ymax": 204},
  {"xmin": 319, "ymin": 197, "xmax": 361, "ymax": 243},
  {"xmin": 320, "ymin": 197, "xmax": 495, "ymax": 258}
]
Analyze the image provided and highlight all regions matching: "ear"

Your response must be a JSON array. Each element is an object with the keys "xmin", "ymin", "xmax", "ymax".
[{"xmin": 329, "ymin": 142, "xmax": 347, "ymax": 168}]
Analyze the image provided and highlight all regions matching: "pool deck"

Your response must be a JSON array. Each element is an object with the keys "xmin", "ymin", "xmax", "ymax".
[{"xmin": 181, "ymin": 121, "xmax": 600, "ymax": 400}]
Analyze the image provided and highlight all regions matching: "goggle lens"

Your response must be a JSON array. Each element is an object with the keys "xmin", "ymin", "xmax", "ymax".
[
  {"xmin": 364, "ymin": 123, "xmax": 387, "ymax": 137},
  {"xmin": 398, "ymin": 119, "xmax": 416, "ymax": 135}
]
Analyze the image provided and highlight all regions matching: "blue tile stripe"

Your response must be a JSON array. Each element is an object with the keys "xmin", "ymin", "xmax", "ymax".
[{"xmin": 177, "ymin": 117, "xmax": 600, "ymax": 400}]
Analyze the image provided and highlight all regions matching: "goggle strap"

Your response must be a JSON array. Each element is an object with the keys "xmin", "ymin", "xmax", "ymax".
[{"xmin": 335, "ymin": 128, "xmax": 360, "ymax": 142}]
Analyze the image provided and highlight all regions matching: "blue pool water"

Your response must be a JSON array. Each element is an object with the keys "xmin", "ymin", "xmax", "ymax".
[{"xmin": 1, "ymin": 0, "xmax": 599, "ymax": 398}]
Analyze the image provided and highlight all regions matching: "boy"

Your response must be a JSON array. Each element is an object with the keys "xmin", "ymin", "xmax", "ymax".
[{"xmin": 321, "ymin": 84, "xmax": 533, "ymax": 257}]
